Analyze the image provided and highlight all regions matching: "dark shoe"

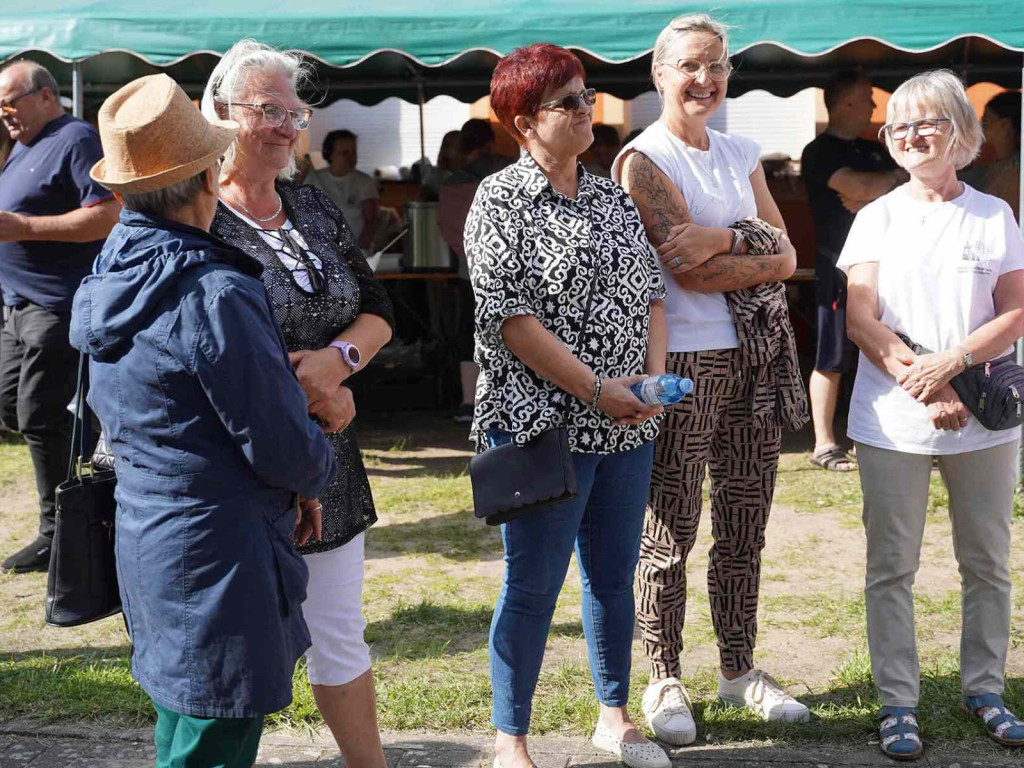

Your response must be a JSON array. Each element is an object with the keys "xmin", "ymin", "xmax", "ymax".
[
  {"xmin": 963, "ymin": 694, "xmax": 1024, "ymax": 747},
  {"xmin": 453, "ymin": 403, "xmax": 474, "ymax": 423},
  {"xmin": 1, "ymin": 535, "xmax": 53, "ymax": 573},
  {"xmin": 878, "ymin": 706, "xmax": 923, "ymax": 761}
]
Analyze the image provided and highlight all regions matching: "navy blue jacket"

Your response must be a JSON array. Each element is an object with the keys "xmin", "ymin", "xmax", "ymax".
[{"xmin": 69, "ymin": 210, "xmax": 336, "ymax": 717}]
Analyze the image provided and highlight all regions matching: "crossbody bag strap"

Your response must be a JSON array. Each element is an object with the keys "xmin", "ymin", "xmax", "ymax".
[{"xmin": 558, "ymin": 197, "xmax": 601, "ymax": 422}]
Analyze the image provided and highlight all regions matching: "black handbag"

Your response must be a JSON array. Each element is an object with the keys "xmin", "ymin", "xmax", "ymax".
[
  {"xmin": 469, "ymin": 233, "xmax": 601, "ymax": 526},
  {"xmin": 897, "ymin": 333, "xmax": 1024, "ymax": 431},
  {"xmin": 45, "ymin": 354, "xmax": 121, "ymax": 627}
]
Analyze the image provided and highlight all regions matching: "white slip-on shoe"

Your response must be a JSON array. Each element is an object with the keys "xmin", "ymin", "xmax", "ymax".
[
  {"xmin": 717, "ymin": 669, "xmax": 810, "ymax": 722},
  {"xmin": 641, "ymin": 677, "xmax": 697, "ymax": 746},
  {"xmin": 592, "ymin": 721, "xmax": 671, "ymax": 768}
]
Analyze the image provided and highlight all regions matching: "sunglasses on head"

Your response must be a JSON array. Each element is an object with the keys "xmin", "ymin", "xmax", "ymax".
[{"xmin": 539, "ymin": 88, "xmax": 597, "ymax": 112}]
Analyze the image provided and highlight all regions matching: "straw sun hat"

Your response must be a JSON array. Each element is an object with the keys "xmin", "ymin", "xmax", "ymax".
[{"xmin": 91, "ymin": 73, "xmax": 238, "ymax": 194}]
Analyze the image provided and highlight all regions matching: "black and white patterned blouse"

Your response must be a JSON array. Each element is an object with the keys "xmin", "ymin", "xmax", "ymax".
[
  {"xmin": 211, "ymin": 182, "xmax": 395, "ymax": 554},
  {"xmin": 465, "ymin": 154, "xmax": 666, "ymax": 454}
]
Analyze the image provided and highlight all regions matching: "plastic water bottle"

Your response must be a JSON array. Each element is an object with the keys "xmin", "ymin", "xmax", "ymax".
[{"xmin": 630, "ymin": 374, "xmax": 694, "ymax": 406}]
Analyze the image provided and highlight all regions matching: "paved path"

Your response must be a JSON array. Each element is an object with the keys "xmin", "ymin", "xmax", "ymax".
[{"xmin": 1, "ymin": 723, "xmax": 1020, "ymax": 768}]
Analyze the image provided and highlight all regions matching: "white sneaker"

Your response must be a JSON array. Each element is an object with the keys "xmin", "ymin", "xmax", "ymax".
[
  {"xmin": 641, "ymin": 677, "xmax": 697, "ymax": 745},
  {"xmin": 717, "ymin": 669, "xmax": 809, "ymax": 722},
  {"xmin": 592, "ymin": 721, "xmax": 671, "ymax": 768}
]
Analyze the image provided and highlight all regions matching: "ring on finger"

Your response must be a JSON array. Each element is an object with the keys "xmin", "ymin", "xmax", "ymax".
[{"xmin": 672, "ymin": 256, "xmax": 681, "ymax": 266}]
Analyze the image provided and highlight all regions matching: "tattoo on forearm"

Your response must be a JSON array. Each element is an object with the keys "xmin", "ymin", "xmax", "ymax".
[{"xmin": 624, "ymin": 152, "xmax": 691, "ymax": 245}]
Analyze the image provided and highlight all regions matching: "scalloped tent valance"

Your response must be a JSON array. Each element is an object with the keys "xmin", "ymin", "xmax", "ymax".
[{"xmin": 2, "ymin": 1, "xmax": 1023, "ymax": 108}]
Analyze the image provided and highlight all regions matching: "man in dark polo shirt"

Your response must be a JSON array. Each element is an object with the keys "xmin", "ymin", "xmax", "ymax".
[
  {"xmin": 801, "ymin": 70, "xmax": 906, "ymax": 472},
  {"xmin": 0, "ymin": 61, "xmax": 119, "ymax": 572}
]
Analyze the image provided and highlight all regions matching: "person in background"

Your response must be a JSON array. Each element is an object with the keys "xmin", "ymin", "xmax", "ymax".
[
  {"xmin": 419, "ymin": 129, "xmax": 464, "ymax": 201},
  {"xmin": 203, "ymin": 38, "xmax": 395, "ymax": 768},
  {"xmin": 0, "ymin": 60, "xmax": 121, "ymax": 574},
  {"xmin": 306, "ymin": 129, "xmax": 380, "ymax": 254},
  {"xmin": 842, "ymin": 69, "xmax": 1024, "ymax": 761},
  {"xmin": 614, "ymin": 12, "xmax": 805, "ymax": 744},
  {"xmin": 801, "ymin": 70, "xmax": 906, "ymax": 472},
  {"xmin": 467, "ymin": 42, "xmax": 668, "ymax": 768},
  {"xmin": 438, "ymin": 118, "xmax": 513, "ymax": 423},
  {"xmin": 976, "ymin": 91, "xmax": 1021, "ymax": 220},
  {"xmin": 73, "ymin": 73, "xmax": 336, "ymax": 768},
  {"xmin": 585, "ymin": 123, "xmax": 622, "ymax": 177}
]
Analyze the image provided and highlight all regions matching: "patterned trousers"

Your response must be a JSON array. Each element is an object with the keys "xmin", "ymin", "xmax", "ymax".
[{"xmin": 637, "ymin": 348, "xmax": 782, "ymax": 678}]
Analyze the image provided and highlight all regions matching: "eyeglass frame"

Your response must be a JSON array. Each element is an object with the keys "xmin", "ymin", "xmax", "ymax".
[
  {"xmin": 878, "ymin": 117, "xmax": 952, "ymax": 142},
  {"xmin": 661, "ymin": 58, "xmax": 733, "ymax": 82},
  {"xmin": 0, "ymin": 88, "xmax": 40, "ymax": 116},
  {"xmin": 217, "ymin": 100, "xmax": 312, "ymax": 131},
  {"xmin": 538, "ymin": 88, "xmax": 597, "ymax": 113}
]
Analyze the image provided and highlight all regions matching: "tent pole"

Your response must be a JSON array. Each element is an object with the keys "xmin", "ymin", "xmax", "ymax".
[
  {"xmin": 417, "ymin": 80, "xmax": 426, "ymax": 164},
  {"xmin": 1017, "ymin": 56, "xmax": 1024, "ymax": 490},
  {"xmin": 72, "ymin": 61, "xmax": 84, "ymax": 118}
]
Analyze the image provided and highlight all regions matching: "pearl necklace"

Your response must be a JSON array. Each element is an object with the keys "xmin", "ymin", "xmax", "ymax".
[{"xmin": 222, "ymin": 190, "xmax": 283, "ymax": 223}]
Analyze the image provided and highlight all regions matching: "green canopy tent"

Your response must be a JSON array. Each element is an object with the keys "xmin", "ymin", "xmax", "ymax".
[{"xmin": 2, "ymin": 1, "xmax": 1024, "ymax": 108}]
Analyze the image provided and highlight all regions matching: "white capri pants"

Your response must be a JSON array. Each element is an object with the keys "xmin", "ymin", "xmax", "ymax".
[{"xmin": 302, "ymin": 532, "xmax": 372, "ymax": 686}]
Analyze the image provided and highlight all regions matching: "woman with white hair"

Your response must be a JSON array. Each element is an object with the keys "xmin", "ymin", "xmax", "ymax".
[
  {"xmin": 841, "ymin": 70, "xmax": 1024, "ymax": 760},
  {"xmin": 612, "ymin": 13, "xmax": 805, "ymax": 745},
  {"xmin": 201, "ymin": 40, "xmax": 394, "ymax": 767}
]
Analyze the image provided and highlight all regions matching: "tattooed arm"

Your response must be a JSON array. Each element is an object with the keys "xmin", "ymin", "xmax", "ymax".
[{"xmin": 620, "ymin": 150, "xmax": 796, "ymax": 293}]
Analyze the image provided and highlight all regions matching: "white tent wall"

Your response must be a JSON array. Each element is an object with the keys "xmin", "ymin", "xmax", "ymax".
[
  {"xmin": 309, "ymin": 96, "xmax": 471, "ymax": 174},
  {"xmin": 628, "ymin": 88, "xmax": 818, "ymax": 160}
]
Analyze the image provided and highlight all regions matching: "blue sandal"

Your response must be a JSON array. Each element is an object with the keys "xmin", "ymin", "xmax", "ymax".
[
  {"xmin": 878, "ymin": 706, "xmax": 923, "ymax": 761},
  {"xmin": 963, "ymin": 694, "xmax": 1024, "ymax": 747}
]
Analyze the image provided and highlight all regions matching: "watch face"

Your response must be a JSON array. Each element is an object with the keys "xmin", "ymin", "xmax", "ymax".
[{"xmin": 348, "ymin": 346, "xmax": 361, "ymax": 365}]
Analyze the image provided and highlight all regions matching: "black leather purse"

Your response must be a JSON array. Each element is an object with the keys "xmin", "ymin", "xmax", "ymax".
[
  {"xmin": 45, "ymin": 354, "xmax": 121, "ymax": 627},
  {"xmin": 469, "ymin": 238, "xmax": 602, "ymax": 527},
  {"xmin": 897, "ymin": 333, "xmax": 1024, "ymax": 431}
]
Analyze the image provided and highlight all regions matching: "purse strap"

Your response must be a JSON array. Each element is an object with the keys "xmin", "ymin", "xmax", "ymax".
[
  {"xmin": 65, "ymin": 352, "xmax": 95, "ymax": 483},
  {"xmin": 556, "ymin": 198, "xmax": 601, "ymax": 422}
]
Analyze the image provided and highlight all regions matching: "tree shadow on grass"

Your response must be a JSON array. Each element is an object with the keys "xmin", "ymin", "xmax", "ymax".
[{"xmin": 364, "ymin": 452, "xmax": 470, "ymax": 480}]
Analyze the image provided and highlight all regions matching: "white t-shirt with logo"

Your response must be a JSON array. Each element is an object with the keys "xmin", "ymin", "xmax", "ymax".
[
  {"xmin": 306, "ymin": 168, "xmax": 378, "ymax": 241},
  {"xmin": 836, "ymin": 183, "xmax": 1024, "ymax": 455},
  {"xmin": 612, "ymin": 122, "xmax": 761, "ymax": 352}
]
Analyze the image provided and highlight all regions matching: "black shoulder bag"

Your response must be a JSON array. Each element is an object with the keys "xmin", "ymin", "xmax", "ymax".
[
  {"xmin": 897, "ymin": 332, "xmax": 1024, "ymax": 431},
  {"xmin": 469, "ymin": 237, "xmax": 602, "ymax": 527},
  {"xmin": 45, "ymin": 354, "xmax": 121, "ymax": 627}
]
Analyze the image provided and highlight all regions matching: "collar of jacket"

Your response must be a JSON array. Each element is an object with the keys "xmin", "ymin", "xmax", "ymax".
[{"xmin": 117, "ymin": 208, "xmax": 263, "ymax": 279}]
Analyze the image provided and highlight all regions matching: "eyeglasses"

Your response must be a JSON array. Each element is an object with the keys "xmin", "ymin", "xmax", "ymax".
[
  {"xmin": 539, "ymin": 88, "xmax": 597, "ymax": 112},
  {"xmin": 219, "ymin": 100, "xmax": 312, "ymax": 131},
  {"xmin": 663, "ymin": 59, "xmax": 732, "ymax": 82},
  {"xmin": 0, "ymin": 88, "xmax": 39, "ymax": 116},
  {"xmin": 878, "ymin": 117, "xmax": 951, "ymax": 141}
]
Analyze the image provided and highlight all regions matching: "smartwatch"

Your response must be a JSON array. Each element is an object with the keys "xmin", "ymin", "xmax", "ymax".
[{"xmin": 329, "ymin": 340, "xmax": 361, "ymax": 372}]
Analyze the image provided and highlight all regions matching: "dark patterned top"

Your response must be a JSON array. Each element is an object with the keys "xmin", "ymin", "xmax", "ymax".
[
  {"xmin": 465, "ymin": 154, "xmax": 666, "ymax": 454},
  {"xmin": 211, "ymin": 181, "xmax": 395, "ymax": 553}
]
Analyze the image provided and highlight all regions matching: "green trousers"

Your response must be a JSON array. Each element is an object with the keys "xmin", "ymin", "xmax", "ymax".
[{"xmin": 152, "ymin": 700, "xmax": 264, "ymax": 768}]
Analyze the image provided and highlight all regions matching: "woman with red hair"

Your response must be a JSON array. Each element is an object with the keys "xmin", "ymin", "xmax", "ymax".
[{"xmin": 465, "ymin": 44, "xmax": 670, "ymax": 768}]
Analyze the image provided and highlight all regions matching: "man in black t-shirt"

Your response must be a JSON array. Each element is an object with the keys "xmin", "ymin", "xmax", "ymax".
[
  {"xmin": 0, "ymin": 61, "xmax": 119, "ymax": 572},
  {"xmin": 801, "ymin": 71, "xmax": 906, "ymax": 472}
]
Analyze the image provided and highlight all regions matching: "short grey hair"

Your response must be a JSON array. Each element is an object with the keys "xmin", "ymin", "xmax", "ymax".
[
  {"xmin": 651, "ymin": 13, "xmax": 730, "ymax": 95},
  {"xmin": 119, "ymin": 170, "xmax": 208, "ymax": 217},
  {"xmin": 200, "ymin": 39, "xmax": 314, "ymax": 180},
  {"xmin": 2, "ymin": 60, "xmax": 60, "ymax": 99},
  {"xmin": 884, "ymin": 70, "xmax": 983, "ymax": 171}
]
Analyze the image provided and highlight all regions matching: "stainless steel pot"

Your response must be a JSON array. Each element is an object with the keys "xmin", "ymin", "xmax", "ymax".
[{"xmin": 403, "ymin": 201, "xmax": 452, "ymax": 271}]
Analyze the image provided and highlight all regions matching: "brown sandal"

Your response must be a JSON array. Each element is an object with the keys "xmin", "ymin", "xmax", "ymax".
[{"xmin": 810, "ymin": 446, "xmax": 857, "ymax": 472}]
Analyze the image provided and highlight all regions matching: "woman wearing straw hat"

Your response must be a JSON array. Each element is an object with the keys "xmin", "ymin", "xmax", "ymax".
[{"xmin": 69, "ymin": 73, "xmax": 337, "ymax": 766}]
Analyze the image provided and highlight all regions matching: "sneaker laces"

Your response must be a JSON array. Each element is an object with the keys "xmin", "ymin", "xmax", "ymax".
[
  {"xmin": 653, "ymin": 681, "xmax": 693, "ymax": 717},
  {"xmin": 747, "ymin": 670, "xmax": 796, "ymax": 710}
]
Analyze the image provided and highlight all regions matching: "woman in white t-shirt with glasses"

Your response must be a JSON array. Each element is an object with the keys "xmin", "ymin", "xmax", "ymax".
[{"xmin": 841, "ymin": 70, "xmax": 1024, "ymax": 761}]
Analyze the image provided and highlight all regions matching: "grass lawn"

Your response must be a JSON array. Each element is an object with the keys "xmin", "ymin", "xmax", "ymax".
[{"xmin": 2, "ymin": 414, "xmax": 1024, "ymax": 756}]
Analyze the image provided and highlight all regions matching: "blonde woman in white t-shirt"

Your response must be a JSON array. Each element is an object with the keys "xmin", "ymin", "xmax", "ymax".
[
  {"xmin": 611, "ymin": 13, "xmax": 806, "ymax": 745},
  {"xmin": 840, "ymin": 70, "xmax": 1024, "ymax": 761}
]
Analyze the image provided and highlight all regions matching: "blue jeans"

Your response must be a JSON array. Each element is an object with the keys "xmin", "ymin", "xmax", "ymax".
[{"xmin": 487, "ymin": 430, "xmax": 654, "ymax": 735}]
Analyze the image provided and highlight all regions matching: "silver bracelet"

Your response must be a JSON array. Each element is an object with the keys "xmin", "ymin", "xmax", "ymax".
[{"xmin": 589, "ymin": 376, "xmax": 603, "ymax": 408}]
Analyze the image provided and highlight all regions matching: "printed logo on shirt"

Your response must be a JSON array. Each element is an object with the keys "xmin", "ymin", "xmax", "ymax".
[{"xmin": 958, "ymin": 241, "xmax": 993, "ymax": 274}]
